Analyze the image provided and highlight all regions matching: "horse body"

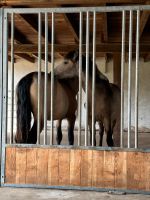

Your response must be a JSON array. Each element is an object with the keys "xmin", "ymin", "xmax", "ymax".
[
  {"xmin": 15, "ymin": 72, "xmax": 78, "ymax": 144},
  {"xmin": 54, "ymin": 50, "xmax": 121, "ymax": 147}
]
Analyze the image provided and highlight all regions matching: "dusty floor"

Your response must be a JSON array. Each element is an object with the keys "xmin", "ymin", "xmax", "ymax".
[{"xmin": 0, "ymin": 188, "xmax": 149, "ymax": 200}]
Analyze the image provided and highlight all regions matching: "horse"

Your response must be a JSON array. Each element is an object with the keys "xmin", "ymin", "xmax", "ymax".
[
  {"xmin": 54, "ymin": 50, "xmax": 121, "ymax": 147},
  {"xmin": 15, "ymin": 71, "xmax": 78, "ymax": 144}
]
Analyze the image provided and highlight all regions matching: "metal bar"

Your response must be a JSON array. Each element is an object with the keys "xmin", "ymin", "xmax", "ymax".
[
  {"xmin": 1, "ymin": 11, "xmax": 8, "ymax": 185},
  {"xmin": 85, "ymin": 11, "xmax": 89, "ymax": 146},
  {"xmin": 120, "ymin": 10, "xmax": 126, "ymax": 148},
  {"xmin": 5, "ymin": 143, "xmax": 150, "ymax": 153},
  {"xmin": 92, "ymin": 11, "xmax": 96, "ymax": 147},
  {"xmin": 44, "ymin": 12, "xmax": 48, "ymax": 145},
  {"xmin": 135, "ymin": 10, "xmax": 140, "ymax": 148},
  {"xmin": 3, "ymin": 5, "xmax": 150, "ymax": 14},
  {"xmin": 0, "ymin": 8, "xmax": 3, "ymax": 186},
  {"xmin": 78, "ymin": 12, "xmax": 83, "ymax": 146},
  {"xmin": 37, "ymin": 12, "xmax": 41, "ymax": 145},
  {"xmin": 10, "ymin": 12, "xmax": 14, "ymax": 144},
  {"xmin": 128, "ymin": 10, "xmax": 133, "ymax": 148},
  {"xmin": 3, "ymin": 183, "xmax": 150, "ymax": 195},
  {"xmin": 50, "ymin": 12, "xmax": 54, "ymax": 145}
]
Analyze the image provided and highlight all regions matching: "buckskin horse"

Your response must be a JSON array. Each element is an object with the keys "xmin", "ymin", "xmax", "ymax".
[
  {"xmin": 15, "ymin": 71, "xmax": 78, "ymax": 144},
  {"xmin": 54, "ymin": 50, "xmax": 120, "ymax": 147}
]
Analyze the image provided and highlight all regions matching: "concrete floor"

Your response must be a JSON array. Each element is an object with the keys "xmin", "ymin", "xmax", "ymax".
[{"xmin": 0, "ymin": 188, "xmax": 150, "ymax": 200}]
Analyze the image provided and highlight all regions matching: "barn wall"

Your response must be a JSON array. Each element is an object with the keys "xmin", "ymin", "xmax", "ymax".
[{"xmin": 7, "ymin": 57, "xmax": 150, "ymax": 130}]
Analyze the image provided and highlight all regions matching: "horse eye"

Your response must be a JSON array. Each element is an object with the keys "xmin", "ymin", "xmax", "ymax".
[{"xmin": 64, "ymin": 61, "xmax": 68, "ymax": 65}]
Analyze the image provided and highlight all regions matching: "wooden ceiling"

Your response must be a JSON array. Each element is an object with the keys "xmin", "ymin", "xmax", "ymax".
[{"xmin": 0, "ymin": 0, "xmax": 150, "ymax": 62}]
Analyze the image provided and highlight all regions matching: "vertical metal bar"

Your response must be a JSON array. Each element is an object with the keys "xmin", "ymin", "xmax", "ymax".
[
  {"xmin": 128, "ymin": 10, "xmax": 133, "ymax": 148},
  {"xmin": 0, "ymin": 8, "xmax": 3, "ymax": 186},
  {"xmin": 78, "ymin": 12, "xmax": 83, "ymax": 146},
  {"xmin": 37, "ymin": 12, "xmax": 41, "ymax": 145},
  {"xmin": 44, "ymin": 12, "xmax": 48, "ymax": 145},
  {"xmin": 50, "ymin": 12, "xmax": 54, "ymax": 145},
  {"xmin": 10, "ymin": 12, "xmax": 14, "ymax": 144},
  {"xmin": 1, "ymin": 10, "xmax": 8, "ymax": 185},
  {"xmin": 85, "ymin": 11, "xmax": 89, "ymax": 146},
  {"xmin": 135, "ymin": 10, "xmax": 140, "ymax": 148},
  {"xmin": 92, "ymin": 11, "xmax": 96, "ymax": 147},
  {"xmin": 121, "ymin": 10, "xmax": 126, "ymax": 148}
]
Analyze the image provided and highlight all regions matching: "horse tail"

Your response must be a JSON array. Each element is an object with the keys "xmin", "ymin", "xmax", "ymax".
[{"xmin": 15, "ymin": 73, "xmax": 34, "ymax": 143}]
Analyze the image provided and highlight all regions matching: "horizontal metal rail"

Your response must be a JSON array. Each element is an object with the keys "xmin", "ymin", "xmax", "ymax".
[{"xmin": 3, "ymin": 5, "xmax": 150, "ymax": 14}]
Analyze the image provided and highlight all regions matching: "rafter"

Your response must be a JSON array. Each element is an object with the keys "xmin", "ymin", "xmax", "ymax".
[
  {"xmin": 15, "ymin": 53, "xmax": 35, "ymax": 63},
  {"xmin": 63, "ymin": 13, "xmax": 79, "ymax": 42},
  {"xmin": 8, "ymin": 43, "xmax": 150, "ymax": 54},
  {"xmin": 140, "ymin": 10, "xmax": 150, "ymax": 38}
]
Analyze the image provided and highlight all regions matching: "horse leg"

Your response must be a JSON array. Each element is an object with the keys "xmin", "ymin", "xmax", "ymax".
[
  {"xmin": 67, "ymin": 115, "xmax": 76, "ymax": 145},
  {"xmin": 99, "ymin": 121, "xmax": 104, "ymax": 146},
  {"xmin": 89, "ymin": 118, "xmax": 96, "ymax": 146},
  {"xmin": 104, "ymin": 118, "xmax": 114, "ymax": 147},
  {"xmin": 27, "ymin": 118, "xmax": 43, "ymax": 144},
  {"xmin": 56, "ymin": 120, "xmax": 63, "ymax": 145}
]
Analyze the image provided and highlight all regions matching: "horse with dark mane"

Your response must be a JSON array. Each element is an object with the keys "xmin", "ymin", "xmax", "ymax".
[
  {"xmin": 15, "ymin": 71, "xmax": 78, "ymax": 144},
  {"xmin": 54, "ymin": 50, "xmax": 120, "ymax": 147}
]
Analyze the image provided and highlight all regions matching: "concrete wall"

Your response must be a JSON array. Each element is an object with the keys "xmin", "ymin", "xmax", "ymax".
[{"xmin": 7, "ymin": 57, "xmax": 150, "ymax": 131}]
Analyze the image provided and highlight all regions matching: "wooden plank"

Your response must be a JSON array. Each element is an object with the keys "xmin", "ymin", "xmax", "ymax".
[
  {"xmin": 70, "ymin": 149, "xmax": 82, "ymax": 186},
  {"xmin": 48, "ymin": 148, "xmax": 59, "ymax": 185},
  {"xmin": 1, "ymin": 0, "xmax": 147, "ymax": 6},
  {"xmin": 36, "ymin": 148, "xmax": 49, "ymax": 185},
  {"xmin": 92, "ymin": 150, "xmax": 104, "ymax": 188},
  {"xmin": 81, "ymin": 150, "xmax": 93, "ymax": 187},
  {"xmin": 144, "ymin": 152, "xmax": 150, "ymax": 191},
  {"xmin": 16, "ymin": 148, "xmax": 26, "ymax": 184},
  {"xmin": 140, "ymin": 10, "xmax": 150, "ymax": 38},
  {"xmin": 127, "ymin": 152, "xmax": 145, "ymax": 190},
  {"xmin": 9, "ymin": 43, "xmax": 150, "ymax": 53},
  {"xmin": 114, "ymin": 151, "xmax": 127, "ymax": 189},
  {"xmin": 5, "ymin": 148, "xmax": 16, "ymax": 184},
  {"xmin": 58, "ymin": 149, "xmax": 70, "ymax": 186},
  {"xmin": 26, "ymin": 148, "xmax": 37, "ymax": 184},
  {"xmin": 103, "ymin": 151, "xmax": 115, "ymax": 188}
]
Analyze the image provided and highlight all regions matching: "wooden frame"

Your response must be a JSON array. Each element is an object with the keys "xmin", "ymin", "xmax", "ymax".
[{"xmin": 4, "ymin": 147, "xmax": 150, "ymax": 193}]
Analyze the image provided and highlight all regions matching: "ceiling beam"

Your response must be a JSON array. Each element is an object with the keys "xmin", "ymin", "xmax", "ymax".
[
  {"xmin": 102, "ymin": 13, "xmax": 108, "ymax": 42},
  {"xmin": 1, "ymin": 0, "xmax": 147, "ymax": 6},
  {"xmin": 15, "ymin": 53, "xmax": 35, "ymax": 63},
  {"xmin": 63, "ymin": 13, "xmax": 79, "ymax": 42},
  {"xmin": 8, "ymin": 43, "xmax": 150, "ymax": 53},
  {"xmin": 140, "ymin": 10, "xmax": 150, "ymax": 38}
]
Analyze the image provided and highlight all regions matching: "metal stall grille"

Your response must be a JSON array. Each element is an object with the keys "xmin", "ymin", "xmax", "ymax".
[{"xmin": 0, "ymin": 6, "xmax": 150, "ymax": 193}]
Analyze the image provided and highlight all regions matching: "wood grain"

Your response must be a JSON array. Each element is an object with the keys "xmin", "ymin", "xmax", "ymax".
[
  {"xmin": 36, "ymin": 148, "xmax": 48, "ymax": 185},
  {"xmin": 48, "ymin": 148, "xmax": 59, "ymax": 185},
  {"xmin": 15, "ymin": 148, "xmax": 26, "ymax": 184},
  {"xmin": 70, "ymin": 149, "xmax": 82, "ymax": 186},
  {"xmin": 81, "ymin": 150, "xmax": 93, "ymax": 187},
  {"xmin": 5, "ymin": 148, "xmax": 16, "ymax": 183},
  {"xmin": 58, "ymin": 149, "xmax": 70, "ymax": 186},
  {"xmin": 26, "ymin": 148, "xmax": 37, "ymax": 184}
]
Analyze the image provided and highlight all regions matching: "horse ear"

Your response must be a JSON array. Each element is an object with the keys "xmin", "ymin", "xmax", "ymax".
[{"xmin": 72, "ymin": 50, "xmax": 79, "ymax": 62}]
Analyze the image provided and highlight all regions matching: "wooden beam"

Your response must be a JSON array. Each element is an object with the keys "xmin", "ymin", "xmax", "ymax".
[
  {"xmin": 140, "ymin": 10, "xmax": 150, "ymax": 38},
  {"xmin": 63, "ymin": 13, "xmax": 79, "ymax": 42},
  {"xmin": 102, "ymin": 13, "xmax": 108, "ymax": 42},
  {"xmin": 1, "ymin": 0, "xmax": 147, "ymax": 6},
  {"xmin": 113, "ymin": 53, "xmax": 121, "ymax": 88},
  {"xmin": 8, "ymin": 43, "xmax": 150, "ymax": 53},
  {"xmin": 15, "ymin": 53, "xmax": 35, "ymax": 63}
]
